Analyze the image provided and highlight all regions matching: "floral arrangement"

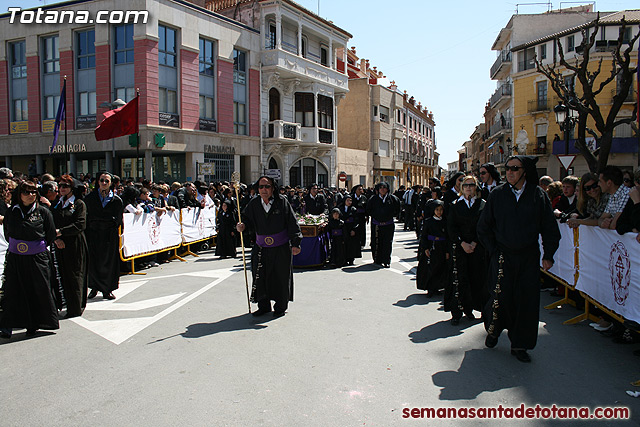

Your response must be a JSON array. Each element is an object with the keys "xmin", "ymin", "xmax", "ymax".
[{"xmin": 296, "ymin": 213, "xmax": 328, "ymax": 225}]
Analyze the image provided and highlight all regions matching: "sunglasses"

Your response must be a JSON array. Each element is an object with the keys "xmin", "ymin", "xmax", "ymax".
[
  {"xmin": 479, "ymin": 171, "xmax": 487, "ymax": 175},
  {"xmin": 100, "ymin": 179, "xmax": 110, "ymax": 183},
  {"xmin": 59, "ymin": 183, "xmax": 71, "ymax": 189},
  {"xmin": 258, "ymin": 184, "xmax": 272, "ymax": 189},
  {"xmin": 462, "ymin": 183, "xmax": 476, "ymax": 188},
  {"xmin": 584, "ymin": 183, "xmax": 599, "ymax": 191},
  {"xmin": 21, "ymin": 190, "xmax": 37, "ymax": 195},
  {"xmin": 505, "ymin": 165, "xmax": 523, "ymax": 172}
]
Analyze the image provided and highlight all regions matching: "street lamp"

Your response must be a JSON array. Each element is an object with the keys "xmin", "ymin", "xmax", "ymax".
[
  {"xmin": 553, "ymin": 100, "xmax": 579, "ymax": 156},
  {"xmin": 99, "ymin": 98, "xmax": 126, "ymax": 174}
]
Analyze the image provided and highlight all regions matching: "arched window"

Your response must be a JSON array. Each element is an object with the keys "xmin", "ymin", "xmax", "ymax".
[
  {"xmin": 269, "ymin": 88, "xmax": 280, "ymax": 121},
  {"xmin": 289, "ymin": 158, "xmax": 328, "ymax": 188}
]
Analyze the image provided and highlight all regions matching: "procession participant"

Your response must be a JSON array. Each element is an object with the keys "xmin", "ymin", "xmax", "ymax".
[
  {"xmin": 477, "ymin": 156, "xmax": 560, "ymax": 363},
  {"xmin": 51, "ymin": 175, "xmax": 88, "ymax": 318},
  {"xmin": 215, "ymin": 200, "xmax": 238, "ymax": 259},
  {"xmin": 328, "ymin": 208, "xmax": 346, "ymax": 268},
  {"xmin": 341, "ymin": 195, "xmax": 361, "ymax": 265},
  {"xmin": 446, "ymin": 176, "xmax": 487, "ymax": 325},
  {"xmin": 85, "ymin": 172, "xmax": 123, "ymax": 300},
  {"xmin": 443, "ymin": 172, "xmax": 464, "ymax": 214},
  {"xmin": 416, "ymin": 200, "xmax": 448, "ymax": 297},
  {"xmin": 303, "ymin": 183, "xmax": 327, "ymax": 215},
  {"xmin": 236, "ymin": 176, "xmax": 302, "ymax": 317},
  {"xmin": 0, "ymin": 181, "xmax": 58, "ymax": 338},
  {"xmin": 479, "ymin": 163, "xmax": 501, "ymax": 201},
  {"xmin": 351, "ymin": 184, "xmax": 368, "ymax": 248},
  {"xmin": 366, "ymin": 181, "xmax": 400, "ymax": 268}
]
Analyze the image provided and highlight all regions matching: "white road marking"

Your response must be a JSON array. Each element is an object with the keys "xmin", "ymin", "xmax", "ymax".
[{"xmin": 72, "ymin": 268, "xmax": 237, "ymax": 345}]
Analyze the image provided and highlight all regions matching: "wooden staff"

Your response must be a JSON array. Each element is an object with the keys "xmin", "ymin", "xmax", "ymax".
[{"xmin": 232, "ymin": 171, "xmax": 251, "ymax": 314}]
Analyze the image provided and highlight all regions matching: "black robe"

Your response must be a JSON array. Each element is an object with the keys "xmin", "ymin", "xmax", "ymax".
[
  {"xmin": 303, "ymin": 194, "xmax": 327, "ymax": 215},
  {"xmin": 417, "ymin": 216, "xmax": 447, "ymax": 293},
  {"xmin": 341, "ymin": 205, "xmax": 361, "ymax": 262},
  {"xmin": 477, "ymin": 182, "xmax": 560, "ymax": 350},
  {"xmin": 367, "ymin": 194, "xmax": 400, "ymax": 265},
  {"xmin": 51, "ymin": 197, "xmax": 88, "ymax": 318},
  {"xmin": 327, "ymin": 217, "xmax": 346, "ymax": 267},
  {"xmin": 84, "ymin": 190, "xmax": 123, "ymax": 294},
  {"xmin": 1, "ymin": 204, "xmax": 59, "ymax": 331},
  {"xmin": 445, "ymin": 198, "xmax": 488, "ymax": 316},
  {"xmin": 352, "ymin": 194, "xmax": 368, "ymax": 247},
  {"xmin": 215, "ymin": 209, "xmax": 237, "ymax": 257},
  {"xmin": 242, "ymin": 195, "xmax": 302, "ymax": 312}
]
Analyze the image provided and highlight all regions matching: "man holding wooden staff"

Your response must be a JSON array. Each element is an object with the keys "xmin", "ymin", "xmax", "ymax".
[{"xmin": 236, "ymin": 176, "xmax": 302, "ymax": 317}]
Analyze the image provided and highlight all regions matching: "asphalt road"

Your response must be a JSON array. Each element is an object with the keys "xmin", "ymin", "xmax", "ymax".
[{"xmin": 1, "ymin": 224, "xmax": 639, "ymax": 426}]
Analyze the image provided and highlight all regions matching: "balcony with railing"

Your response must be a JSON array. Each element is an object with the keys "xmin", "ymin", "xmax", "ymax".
[
  {"xmin": 490, "ymin": 50, "xmax": 512, "ymax": 80},
  {"xmin": 489, "ymin": 84, "xmax": 512, "ymax": 108},
  {"xmin": 489, "ymin": 118, "xmax": 511, "ymax": 137},
  {"xmin": 611, "ymin": 88, "xmax": 637, "ymax": 103},
  {"xmin": 528, "ymin": 99, "xmax": 550, "ymax": 113},
  {"xmin": 265, "ymin": 120, "xmax": 301, "ymax": 141}
]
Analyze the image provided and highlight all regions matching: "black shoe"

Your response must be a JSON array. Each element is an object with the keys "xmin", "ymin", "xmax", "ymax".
[
  {"xmin": 0, "ymin": 330, "xmax": 11, "ymax": 339},
  {"xmin": 511, "ymin": 349, "xmax": 531, "ymax": 363},
  {"xmin": 465, "ymin": 312, "xmax": 476, "ymax": 320},
  {"xmin": 88, "ymin": 289, "xmax": 98, "ymax": 299},
  {"xmin": 252, "ymin": 307, "xmax": 271, "ymax": 317},
  {"xmin": 273, "ymin": 311, "xmax": 286, "ymax": 318},
  {"xmin": 26, "ymin": 329, "xmax": 37, "ymax": 337},
  {"xmin": 450, "ymin": 318, "xmax": 460, "ymax": 326},
  {"xmin": 103, "ymin": 292, "xmax": 116, "ymax": 300},
  {"xmin": 485, "ymin": 334, "xmax": 499, "ymax": 348}
]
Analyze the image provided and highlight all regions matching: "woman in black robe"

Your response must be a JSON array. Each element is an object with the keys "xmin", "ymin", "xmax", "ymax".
[
  {"xmin": 341, "ymin": 195, "xmax": 361, "ymax": 265},
  {"xmin": 445, "ymin": 176, "xmax": 488, "ymax": 325},
  {"xmin": 367, "ymin": 182, "xmax": 400, "ymax": 268},
  {"xmin": 0, "ymin": 180, "xmax": 58, "ymax": 338},
  {"xmin": 237, "ymin": 176, "xmax": 302, "ymax": 317},
  {"xmin": 85, "ymin": 172, "xmax": 123, "ymax": 300},
  {"xmin": 51, "ymin": 175, "xmax": 88, "ymax": 318},
  {"xmin": 328, "ymin": 208, "xmax": 346, "ymax": 267},
  {"xmin": 215, "ymin": 199, "xmax": 238, "ymax": 258},
  {"xmin": 417, "ymin": 200, "xmax": 448, "ymax": 297}
]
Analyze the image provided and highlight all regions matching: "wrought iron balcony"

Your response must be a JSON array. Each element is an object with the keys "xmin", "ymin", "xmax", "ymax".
[
  {"xmin": 490, "ymin": 50, "xmax": 512, "ymax": 79},
  {"xmin": 489, "ymin": 84, "xmax": 512, "ymax": 108},
  {"xmin": 489, "ymin": 118, "xmax": 511, "ymax": 137},
  {"xmin": 527, "ymin": 99, "xmax": 550, "ymax": 113}
]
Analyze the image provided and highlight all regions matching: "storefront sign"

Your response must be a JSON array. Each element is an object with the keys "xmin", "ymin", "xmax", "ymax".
[
  {"xmin": 204, "ymin": 144, "xmax": 235, "ymax": 155},
  {"xmin": 10, "ymin": 121, "xmax": 28, "ymax": 134},
  {"xmin": 42, "ymin": 119, "xmax": 55, "ymax": 133},
  {"xmin": 48, "ymin": 143, "xmax": 87, "ymax": 153},
  {"xmin": 199, "ymin": 118, "xmax": 217, "ymax": 132},
  {"xmin": 159, "ymin": 112, "xmax": 179, "ymax": 127},
  {"xmin": 76, "ymin": 115, "xmax": 96, "ymax": 129},
  {"xmin": 381, "ymin": 170, "xmax": 395, "ymax": 177}
]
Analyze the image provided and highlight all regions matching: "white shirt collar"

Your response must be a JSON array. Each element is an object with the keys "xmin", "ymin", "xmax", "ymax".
[
  {"xmin": 379, "ymin": 194, "xmax": 388, "ymax": 202},
  {"xmin": 58, "ymin": 194, "xmax": 76, "ymax": 209},
  {"xmin": 511, "ymin": 181, "xmax": 526, "ymax": 201},
  {"xmin": 567, "ymin": 194, "xmax": 576, "ymax": 205},
  {"xmin": 261, "ymin": 197, "xmax": 273, "ymax": 213},
  {"xmin": 433, "ymin": 215, "xmax": 442, "ymax": 221},
  {"xmin": 458, "ymin": 195, "xmax": 476, "ymax": 208},
  {"xmin": 12, "ymin": 203, "xmax": 37, "ymax": 218}
]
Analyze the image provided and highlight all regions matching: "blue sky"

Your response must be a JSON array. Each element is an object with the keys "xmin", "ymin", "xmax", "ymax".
[{"xmin": 3, "ymin": 0, "xmax": 639, "ymax": 165}]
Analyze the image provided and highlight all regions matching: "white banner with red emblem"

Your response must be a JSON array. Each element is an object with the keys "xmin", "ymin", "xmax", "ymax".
[
  {"xmin": 545, "ymin": 223, "xmax": 577, "ymax": 286},
  {"xmin": 575, "ymin": 226, "xmax": 640, "ymax": 323},
  {"xmin": 180, "ymin": 206, "xmax": 217, "ymax": 244},
  {"xmin": 121, "ymin": 210, "xmax": 182, "ymax": 258}
]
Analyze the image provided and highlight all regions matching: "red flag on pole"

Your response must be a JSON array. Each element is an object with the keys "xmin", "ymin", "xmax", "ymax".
[{"xmin": 94, "ymin": 96, "xmax": 139, "ymax": 141}]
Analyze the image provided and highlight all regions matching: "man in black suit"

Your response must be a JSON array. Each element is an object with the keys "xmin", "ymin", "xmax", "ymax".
[{"xmin": 303, "ymin": 183, "xmax": 327, "ymax": 215}]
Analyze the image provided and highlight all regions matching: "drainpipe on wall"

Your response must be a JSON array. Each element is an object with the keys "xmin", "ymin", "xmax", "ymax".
[{"xmin": 259, "ymin": 61, "xmax": 264, "ymax": 183}]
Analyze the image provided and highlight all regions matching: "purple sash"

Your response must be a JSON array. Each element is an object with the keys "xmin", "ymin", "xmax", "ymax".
[
  {"xmin": 356, "ymin": 208, "xmax": 366, "ymax": 214},
  {"xmin": 427, "ymin": 235, "xmax": 445, "ymax": 241},
  {"xmin": 372, "ymin": 219, "xmax": 394, "ymax": 226},
  {"xmin": 255, "ymin": 230, "xmax": 289, "ymax": 248},
  {"xmin": 8, "ymin": 238, "xmax": 47, "ymax": 255},
  {"xmin": 344, "ymin": 217, "xmax": 355, "ymax": 223},
  {"xmin": 331, "ymin": 229, "xmax": 343, "ymax": 237}
]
